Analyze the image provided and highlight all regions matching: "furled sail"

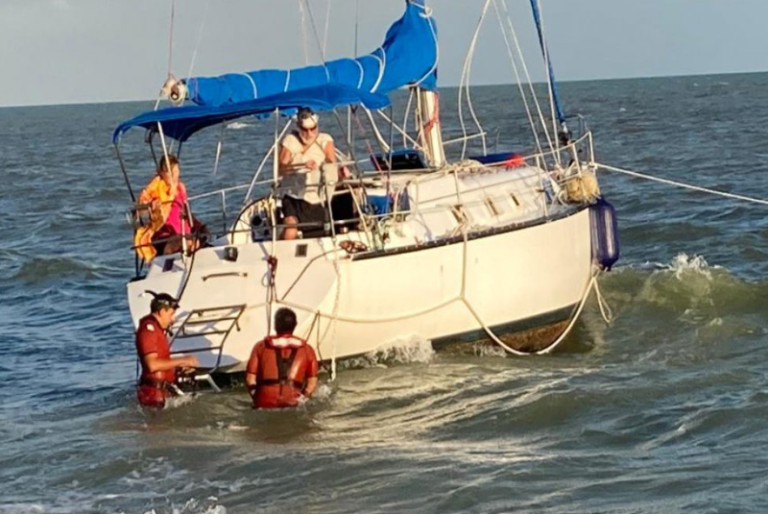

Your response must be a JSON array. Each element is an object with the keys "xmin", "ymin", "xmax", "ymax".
[{"xmin": 183, "ymin": 0, "xmax": 437, "ymax": 108}]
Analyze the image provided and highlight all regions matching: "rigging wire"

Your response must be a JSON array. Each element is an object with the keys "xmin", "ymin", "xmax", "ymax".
[
  {"xmin": 301, "ymin": 0, "xmax": 332, "ymax": 80},
  {"xmin": 297, "ymin": 0, "xmax": 310, "ymax": 65},
  {"xmin": 167, "ymin": 0, "xmax": 176, "ymax": 80},
  {"xmin": 323, "ymin": 0, "xmax": 332, "ymax": 57},
  {"xmin": 154, "ymin": 0, "xmax": 177, "ymax": 111},
  {"xmin": 185, "ymin": 0, "xmax": 212, "ymax": 84},
  {"xmin": 490, "ymin": 0, "xmax": 543, "ymax": 156},
  {"xmin": 354, "ymin": 0, "xmax": 360, "ymax": 57},
  {"xmin": 498, "ymin": 0, "xmax": 557, "ymax": 159},
  {"xmin": 458, "ymin": 0, "xmax": 492, "ymax": 160}
]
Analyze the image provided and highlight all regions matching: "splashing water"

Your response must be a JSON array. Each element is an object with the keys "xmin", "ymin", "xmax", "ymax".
[{"xmin": 339, "ymin": 336, "xmax": 435, "ymax": 370}]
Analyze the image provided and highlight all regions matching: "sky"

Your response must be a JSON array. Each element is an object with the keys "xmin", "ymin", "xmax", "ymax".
[{"xmin": 1, "ymin": 0, "xmax": 767, "ymax": 107}]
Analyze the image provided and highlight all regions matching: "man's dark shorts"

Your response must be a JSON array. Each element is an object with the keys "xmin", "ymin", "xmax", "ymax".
[{"xmin": 282, "ymin": 196, "xmax": 326, "ymax": 236}]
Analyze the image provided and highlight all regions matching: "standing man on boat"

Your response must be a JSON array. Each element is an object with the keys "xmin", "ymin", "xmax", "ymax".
[
  {"xmin": 135, "ymin": 292, "xmax": 198, "ymax": 408},
  {"xmin": 278, "ymin": 107, "xmax": 341, "ymax": 240},
  {"xmin": 245, "ymin": 307, "xmax": 319, "ymax": 409}
]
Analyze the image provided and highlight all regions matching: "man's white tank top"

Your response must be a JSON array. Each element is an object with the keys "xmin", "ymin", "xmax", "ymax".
[{"xmin": 279, "ymin": 131, "xmax": 333, "ymax": 204}]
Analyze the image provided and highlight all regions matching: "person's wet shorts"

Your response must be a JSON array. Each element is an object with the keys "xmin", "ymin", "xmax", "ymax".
[{"xmin": 282, "ymin": 196, "xmax": 326, "ymax": 236}]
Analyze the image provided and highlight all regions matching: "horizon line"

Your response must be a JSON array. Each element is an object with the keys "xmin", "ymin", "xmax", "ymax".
[{"xmin": 1, "ymin": 69, "xmax": 765, "ymax": 110}]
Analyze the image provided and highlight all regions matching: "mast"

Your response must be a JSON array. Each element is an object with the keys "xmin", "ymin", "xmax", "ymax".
[
  {"xmin": 412, "ymin": 0, "xmax": 444, "ymax": 168},
  {"xmin": 417, "ymin": 87, "xmax": 445, "ymax": 168}
]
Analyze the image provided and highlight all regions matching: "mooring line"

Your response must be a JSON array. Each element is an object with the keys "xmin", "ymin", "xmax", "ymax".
[{"xmin": 597, "ymin": 162, "xmax": 768, "ymax": 207}]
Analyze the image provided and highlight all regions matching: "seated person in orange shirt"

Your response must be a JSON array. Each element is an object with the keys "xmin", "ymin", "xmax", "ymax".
[{"xmin": 134, "ymin": 155, "xmax": 207, "ymax": 261}]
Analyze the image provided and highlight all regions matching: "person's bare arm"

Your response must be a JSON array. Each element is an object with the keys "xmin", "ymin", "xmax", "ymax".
[
  {"xmin": 324, "ymin": 140, "xmax": 336, "ymax": 164},
  {"xmin": 144, "ymin": 353, "xmax": 198, "ymax": 373},
  {"xmin": 279, "ymin": 146, "xmax": 296, "ymax": 173}
]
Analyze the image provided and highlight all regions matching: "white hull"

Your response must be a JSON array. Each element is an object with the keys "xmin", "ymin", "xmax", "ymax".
[{"xmin": 127, "ymin": 166, "xmax": 596, "ymax": 372}]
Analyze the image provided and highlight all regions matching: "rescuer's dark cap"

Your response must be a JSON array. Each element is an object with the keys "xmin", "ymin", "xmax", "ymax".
[{"xmin": 146, "ymin": 291, "xmax": 180, "ymax": 312}]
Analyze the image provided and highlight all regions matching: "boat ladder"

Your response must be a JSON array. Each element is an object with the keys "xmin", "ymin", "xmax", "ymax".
[{"xmin": 169, "ymin": 304, "xmax": 246, "ymax": 388}]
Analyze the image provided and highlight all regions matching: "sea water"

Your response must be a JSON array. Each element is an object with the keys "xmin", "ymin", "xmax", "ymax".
[{"xmin": 2, "ymin": 73, "xmax": 768, "ymax": 513}]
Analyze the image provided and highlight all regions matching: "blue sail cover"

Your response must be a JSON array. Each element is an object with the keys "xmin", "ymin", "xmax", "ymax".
[
  {"xmin": 113, "ymin": 84, "xmax": 390, "ymax": 143},
  {"xmin": 184, "ymin": 0, "xmax": 437, "ymax": 107}
]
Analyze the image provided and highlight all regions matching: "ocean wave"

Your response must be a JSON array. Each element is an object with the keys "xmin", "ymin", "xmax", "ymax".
[
  {"xmin": 338, "ymin": 336, "xmax": 435, "ymax": 370},
  {"xmin": 604, "ymin": 253, "xmax": 768, "ymax": 318},
  {"xmin": 11, "ymin": 257, "xmax": 106, "ymax": 284},
  {"xmin": 226, "ymin": 121, "xmax": 250, "ymax": 130},
  {"xmin": 0, "ymin": 495, "xmax": 228, "ymax": 514}
]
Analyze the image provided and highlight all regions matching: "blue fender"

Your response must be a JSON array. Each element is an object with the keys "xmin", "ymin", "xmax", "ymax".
[{"xmin": 589, "ymin": 198, "xmax": 620, "ymax": 271}]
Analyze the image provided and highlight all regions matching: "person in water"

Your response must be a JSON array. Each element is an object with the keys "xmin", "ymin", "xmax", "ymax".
[
  {"xmin": 134, "ymin": 154, "xmax": 207, "ymax": 260},
  {"xmin": 245, "ymin": 307, "xmax": 319, "ymax": 409},
  {"xmin": 278, "ymin": 107, "xmax": 344, "ymax": 240},
  {"xmin": 135, "ymin": 292, "xmax": 198, "ymax": 408}
]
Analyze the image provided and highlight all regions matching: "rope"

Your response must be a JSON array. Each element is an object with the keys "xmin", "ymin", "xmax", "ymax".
[
  {"xmin": 597, "ymin": 163, "xmax": 768, "ymax": 207},
  {"xmin": 403, "ymin": 87, "xmax": 414, "ymax": 148},
  {"xmin": 593, "ymin": 274, "xmax": 613, "ymax": 324},
  {"xmin": 325, "ymin": 256, "xmax": 342, "ymax": 381},
  {"xmin": 458, "ymin": 0, "xmax": 492, "ymax": 160},
  {"xmin": 452, "ymin": 217, "xmax": 604, "ymax": 356}
]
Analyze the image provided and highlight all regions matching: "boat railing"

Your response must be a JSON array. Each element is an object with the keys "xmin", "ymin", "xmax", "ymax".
[
  {"xmin": 525, "ymin": 130, "xmax": 594, "ymax": 172},
  {"xmin": 187, "ymin": 137, "xmax": 595, "ymax": 233},
  {"xmin": 128, "ymin": 135, "xmax": 595, "ymax": 270},
  {"xmin": 131, "ymin": 175, "xmax": 582, "ymax": 268}
]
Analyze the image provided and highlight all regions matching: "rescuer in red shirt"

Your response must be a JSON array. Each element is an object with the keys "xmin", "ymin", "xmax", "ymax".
[
  {"xmin": 135, "ymin": 292, "xmax": 199, "ymax": 408},
  {"xmin": 245, "ymin": 307, "xmax": 319, "ymax": 409}
]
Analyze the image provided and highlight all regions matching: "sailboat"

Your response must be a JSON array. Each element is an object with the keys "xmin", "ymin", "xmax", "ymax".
[{"xmin": 113, "ymin": 0, "xmax": 619, "ymax": 381}]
